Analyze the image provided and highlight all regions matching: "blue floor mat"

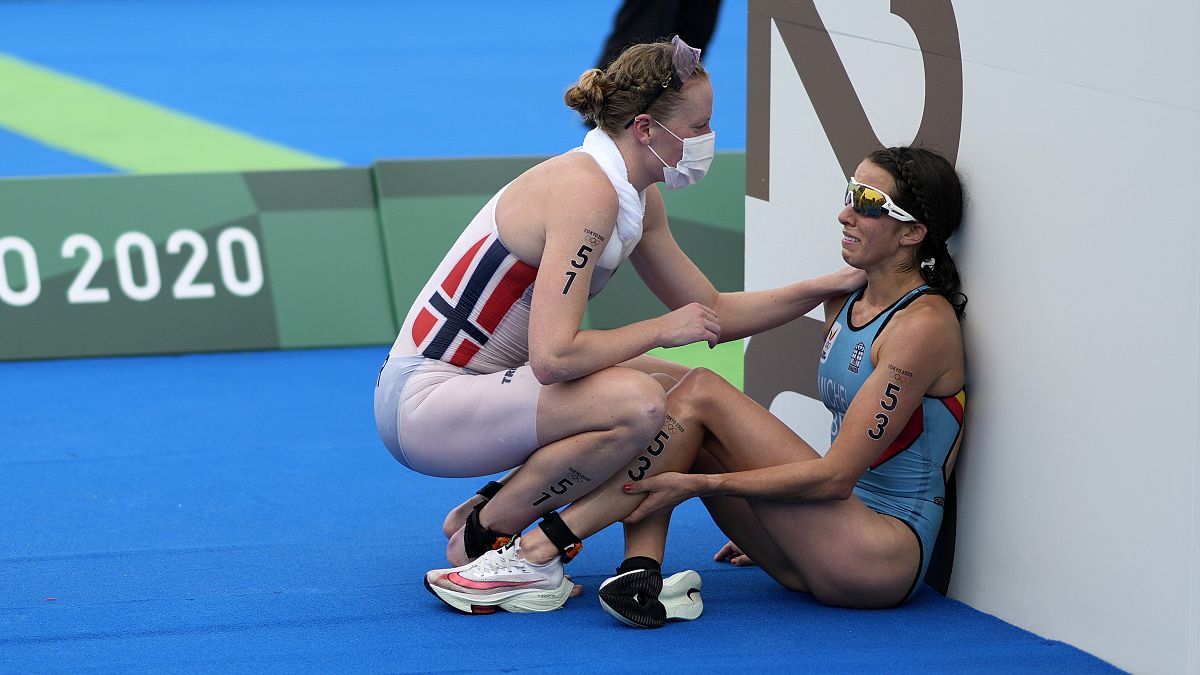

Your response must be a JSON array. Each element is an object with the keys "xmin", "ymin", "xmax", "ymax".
[{"xmin": 0, "ymin": 347, "xmax": 1117, "ymax": 673}]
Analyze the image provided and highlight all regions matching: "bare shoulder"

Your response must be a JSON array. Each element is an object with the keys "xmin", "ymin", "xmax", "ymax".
[
  {"xmin": 498, "ymin": 153, "xmax": 619, "ymax": 252},
  {"xmin": 521, "ymin": 153, "xmax": 618, "ymax": 217},
  {"xmin": 822, "ymin": 292, "xmax": 854, "ymax": 333},
  {"xmin": 871, "ymin": 293, "xmax": 965, "ymax": 394},
  {"xmin": 878, "ymin": 293, "xmax": 963, "ymax": 358}
]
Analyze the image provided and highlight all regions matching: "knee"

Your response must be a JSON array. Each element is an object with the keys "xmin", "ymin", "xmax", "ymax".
[
  {"xmin": 604, "ymin": 369, "xmax": 667, "ymax": 441},
  {"xmin": 670, "ymin": 367, "xmax": 727, "ymax": 413}
]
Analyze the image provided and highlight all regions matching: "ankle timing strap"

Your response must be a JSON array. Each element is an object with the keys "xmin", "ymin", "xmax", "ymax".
[
  {"xmin": 616, "ymin": 556, "xmax": 662, "ymax": 575},
  {"xmin": 537, "ymin": 511, "xmax": 583, "ymax": 563},
  {"xmin": 475, "ymin": 481, "xmax": 503, "ymax": 501},
  {"xmin": 463, "ymin": 501, "xmax": 514, "ymax": 560}
]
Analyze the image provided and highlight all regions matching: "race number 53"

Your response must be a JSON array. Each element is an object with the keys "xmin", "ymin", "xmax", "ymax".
[{"xmin": 867, "ymin": 382, "xmax": 901, "ymax": 440}]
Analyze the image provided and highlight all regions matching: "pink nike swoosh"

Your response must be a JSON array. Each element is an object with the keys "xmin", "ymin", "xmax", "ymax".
[{"xmin": 446, "ymin": 572, "xmax": 530, "ymax": 590}]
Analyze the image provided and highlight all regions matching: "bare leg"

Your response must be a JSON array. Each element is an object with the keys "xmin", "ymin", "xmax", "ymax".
[
  {"xmin": 440, "ymin": 357, "xmax": 686, "ymax": 539},
  {"xmin": 445, "ymin": 366, "xmax": 667, "ymax": 564},
  {"xmin": 619, "ymin": 353, "xmax": 691, "ymax": 381},
  {"xmin": 622, "ymin": 509, "xmax": 672, "ymax": 562},
  {"xmin": 441, "ymin": 467, "xmax": 519, "ymax": 538},
  {"xmin": 665, "ymin": 369, "xmax": 921, "ymax": 607},
  {"xmin": 517, "ymin": 409, "xmax": 702, "ymax": 564},
  {"xmin": 692, "ymin": 446, "xmax": 807, "ymax": 590},
  {"xmin": 517, "ymin": 368, "xmax": 918, "ymax": 607}
]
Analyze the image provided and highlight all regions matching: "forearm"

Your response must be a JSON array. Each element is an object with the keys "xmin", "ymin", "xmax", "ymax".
[
  {"xmin": 694, "ymin": 459, "xmax": 853, "ymax": 503},
  {"xmin": 531, "ymin": 319, "xmax": 664, "ymax": 384},
  {"xmin": 714, "ymin": 274, "xmax": 853, "ymax": 342}
]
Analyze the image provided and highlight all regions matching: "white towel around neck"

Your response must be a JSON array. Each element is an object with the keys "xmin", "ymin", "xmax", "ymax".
[{"xmin": 576, "ymin": 128, "xmax": 646, "ymax": 262}]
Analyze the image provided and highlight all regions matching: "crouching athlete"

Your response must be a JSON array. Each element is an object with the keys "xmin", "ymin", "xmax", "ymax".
[
  {"xmin": 374, "ymin": 36, "xmax": 862, "ymax": 618},
  {"xmin": 424, "ymin": 146, "xmax": 967, "ymax": 626}
]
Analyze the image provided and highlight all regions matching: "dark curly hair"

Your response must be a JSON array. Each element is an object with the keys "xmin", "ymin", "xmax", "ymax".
[{"xmin": 867, "ymin": 146, "xmax": 967, "ymax": 318}]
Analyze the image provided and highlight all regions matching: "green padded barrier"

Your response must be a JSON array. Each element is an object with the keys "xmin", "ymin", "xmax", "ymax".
[
  {"xmin": 244, "ymin": 169, "xmax": 395, "ymax": 349},
  {"xmin": 0, "ymin": 168, "xmax": 394, "ymax": 360},
  {"xmin": 372, "ymin": 156, "xmax": 544, "ymax": 328},
  {"xmin": 0, "ymin": 152, "xmax": 742, "ymax": 369}
]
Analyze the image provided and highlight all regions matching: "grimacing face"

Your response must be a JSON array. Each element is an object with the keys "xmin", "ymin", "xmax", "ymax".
[{"xmin": 838, "ymin": 160, "xmax": 915, "ymax": 269}]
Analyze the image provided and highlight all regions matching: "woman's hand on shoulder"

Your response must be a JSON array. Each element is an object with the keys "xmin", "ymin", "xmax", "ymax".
[
  {"xmin": 817, "ymin": 268, "xmax": 866, "ymax": 327},
  {"xmin": 828, "ymin": 266, "xmax": 867, "ymax": 295}
]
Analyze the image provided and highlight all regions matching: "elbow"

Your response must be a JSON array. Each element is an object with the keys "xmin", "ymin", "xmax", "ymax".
[
  {"xmin": 827, "ymin": 482, "xmax": 856, "ymax": 501},
  {"xmin": 529, "ymin": 354, "xmax": 571, "ymax": 385},
  {"xmin": 821, "ymin": 466, "xmax": 859, "ymax": 501}
]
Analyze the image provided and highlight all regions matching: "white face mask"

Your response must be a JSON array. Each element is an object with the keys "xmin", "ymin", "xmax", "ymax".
[{"xmin": 647, "ymin": 120, "xmax": 716, "ymax": 190}]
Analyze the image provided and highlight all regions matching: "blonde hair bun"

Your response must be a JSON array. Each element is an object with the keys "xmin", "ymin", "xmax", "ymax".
[{"xmin": 563, "ymin": 69, "xmax": 613, "ymax": 122}]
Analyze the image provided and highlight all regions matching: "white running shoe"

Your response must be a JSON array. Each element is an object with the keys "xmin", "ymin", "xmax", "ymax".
[
  {"xmin": 598, "ymin": 568, "xmax": 703, "ymax": 628},
  {"xmin": 424, "ymin": 537, "xmax": 574, "ymax": 614}
]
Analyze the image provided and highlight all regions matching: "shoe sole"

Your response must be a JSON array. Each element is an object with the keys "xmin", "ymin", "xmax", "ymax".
[
  {"xmin": 424, "ymin": 575, "xmax": 575, "ymax": 614},
  {"xmin": 598, "ymin": 569, "xmax": 703, "ymax": 628}
]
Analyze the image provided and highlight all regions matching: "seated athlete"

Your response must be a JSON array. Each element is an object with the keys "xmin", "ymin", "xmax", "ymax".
[
  {"xmin": 424, "ymin": 146, "xmax": 967, "ymax": 625},
  {"xmin": 376, "ymin": 36, "xmax": 862, "ymax": 612}
]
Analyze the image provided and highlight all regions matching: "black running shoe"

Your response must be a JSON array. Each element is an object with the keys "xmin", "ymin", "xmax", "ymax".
[{"xmin": 598, "ymin": 568, "xmax": 703, "ymax": 628}]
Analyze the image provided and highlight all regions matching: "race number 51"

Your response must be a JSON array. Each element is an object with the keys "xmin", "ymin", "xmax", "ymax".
[{"xmin": 0, "ymin": 227, "xmax": 263, "ymax": 307}]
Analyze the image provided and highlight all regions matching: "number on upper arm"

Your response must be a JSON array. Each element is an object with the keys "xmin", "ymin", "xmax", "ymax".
[
  {"xmin": 868, "ymin": 413, "xmax": 889, "ymax": 440},
  {"xmin": 868, "ymin": 382, "xmax": 902, "ymax": 440},
  {"xmin": 562, "ymin": 244, "xmax": 594, "ymax": 294},
  {"xmin": 571, "ymin": 245, "xmax": 592, "ymax": 269},
  {"xmin": 881, "ymin": 382, "xmax": 900, "ymax": 411}
]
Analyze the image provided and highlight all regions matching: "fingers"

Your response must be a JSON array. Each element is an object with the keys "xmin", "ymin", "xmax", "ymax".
[
  {"xmin": 623, "ymin": 502, "xmax": 651, "ymax": 524},
  {"xmin": 703, "ymin": 319, "xmax": 721, "ymax": 348},
  {"xmin": 714, "ymin": 540, "xmax": 756, "ymax": 566},
  {"xmin": 713, "ymin": 540, "xmax": 739, "ymax": 562},
  {"xmin": 624, "ymin": 478, "xmax": 651, "ymax": 495},
  {"xmin": 622, "ymin": 479, "xmax": 652, "ymax": 524},
  {"xmin": 661, "ymin": 302, "xmax": 722, "ymax": 349}
]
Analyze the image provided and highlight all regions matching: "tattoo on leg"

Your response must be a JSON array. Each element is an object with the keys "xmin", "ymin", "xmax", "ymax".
[
  {"xmin": 627, "ymin": 429, "xmax": 672, "ymax": 481},
  {"xmin": 531, "ymin": 467, "xmax": 593, "ymax": 507}
]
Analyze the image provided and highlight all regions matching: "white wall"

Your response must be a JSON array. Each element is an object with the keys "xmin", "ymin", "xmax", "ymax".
[{"xmin": 744, "ymin": 2, "xmax": 1200, "ymax": 673}]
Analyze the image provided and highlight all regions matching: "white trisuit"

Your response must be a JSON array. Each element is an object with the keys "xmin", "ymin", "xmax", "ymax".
[{"xmin": 374, "ymin": 129, "xmax": 646, "ymax": 477}]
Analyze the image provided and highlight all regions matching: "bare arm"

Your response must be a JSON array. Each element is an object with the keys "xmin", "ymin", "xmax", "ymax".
[
  {"xmin": 626, "ymin": 301, "xmax": 959, "ymax": 518},
  {"xmin": 630, "ymin": 187, "xmax": 864, "ymax": 343},
  {"xmin": 526, "ymin": 173, "xmax": 718, "ymax": 384},
  {"xmin": 708, "ymin": 305, "xmax": 956, "ymax": 498}
]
